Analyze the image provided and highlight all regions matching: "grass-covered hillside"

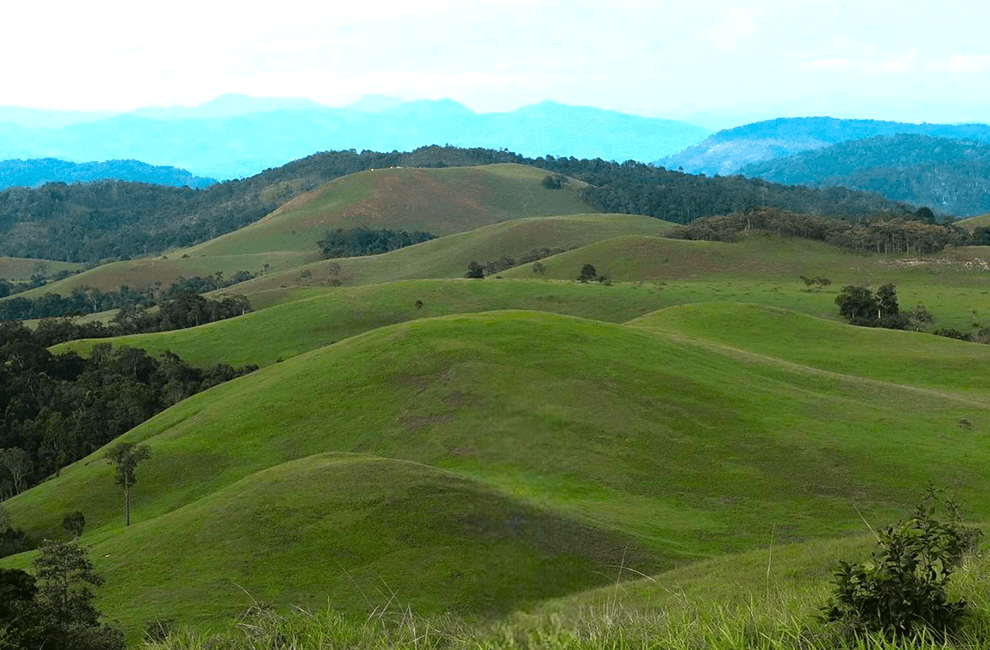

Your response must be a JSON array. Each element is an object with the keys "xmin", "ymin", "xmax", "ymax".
[
  {"xmin": 228, "ymin": 213, "xmax": 668, "ymax": 308},
  {"xmin": 12, "ymin": 164, "xmax": 597, "ymax": 299},
  {"xmin": 6, "ymin": 157, "xmax": 990, "ymax": 649},
  {"xmin": 7, "ymin": 309, "xmax": 990, "ymax": 640},
  {"xmin": 183, "ymin": 163, "xmax": 594, "ymax": 257},
  {"xmin": 0, "ymin": 256, "xmax": 81, "ymax": 281}
]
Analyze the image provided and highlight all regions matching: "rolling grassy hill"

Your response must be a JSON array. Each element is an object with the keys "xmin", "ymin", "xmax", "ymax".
[
  {"xmin": 52, "ymin": 278, "xmax": 678, "ymax": 368},
  {"xmin": 10, "ymin": 164, "xmax": 599, "ymax": 299},
  {"xmin": 499, "ymin": 233, "xmax": 990, "ymax": 331},
  {"xmin": 182, "ymin": 163, "xmax": 594, "ymax": 257},
  {"xmin": 0, "ymin": 257, "xmax": 81, "ymax": 281},
  {"xmin": 6, "ymin": 310, "xmax": 990, "ymax": 640},
  {"xmin": 229, "ymin": 213, "xmax": 669, "ymax": 308},
  {"xmin": 958, "ymin": 212, "xmax": 990, "ymax": 230}
]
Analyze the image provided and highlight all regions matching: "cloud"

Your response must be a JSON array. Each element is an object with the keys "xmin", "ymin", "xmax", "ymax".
[
  {"xmin": 927, "ymin": 53, "xmax": 990, "ymax": 72},
  {"xmin": 710, "ymin": 8, "xmax": 758, "ymax": 53},
  {"xmin": 804, "ymin": 50, "xmax": 917, "ymax": 75}
]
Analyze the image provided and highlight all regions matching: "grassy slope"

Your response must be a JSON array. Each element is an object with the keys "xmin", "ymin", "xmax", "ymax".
[
  {"xmin": 15, "ymin": 252, "xmax": 309, "ymax": 297},
  {"xmin": 182, "ymin": 163, "xmax": 594, "ymax": 257},
  {"xmin": 501, "ymin": 233, "xmax": 990, "ymax": 331},
  {"xmin": 0, "ymin": 257, "xmax": 81, "ymax": 281},
  {"xmin": 630, "ymin": 301, "xmax": 990, "ymax": 397},
  {"xmin": 230, "ymin": 213, "xmax": 669, "ymax": 308},
  {"xmin": 53, "ymin": 278, "xmax": 677, "ymax": 368},
  {"xmin": 956, "ymin": 213, "xmax": 990, "ymax": 230},
  {"xmin": 13, "ymin": 164, "xmax": 596, "ymax": 299},
  {"xmin": 7, "ymin": 311, "xmax": 990, "ymax": 637}
]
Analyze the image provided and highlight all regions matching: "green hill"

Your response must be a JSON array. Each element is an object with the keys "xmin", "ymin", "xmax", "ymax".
[
  {"xmin": 14, "ymin": 164, "xmax": 598, "ymax": 299},
  {"xmin": 630, "ymin": 302, "xmax": 990, "ymax": 397},
  {"xmin": 6, "ymin": 310, "xmax": 990, "ymax": 638},
  {"xmin": 957, "ymin": 212, "xmax": 990, "ymax": 230},
  {"xmin": 52, "ymin": 278, "xmax": 677, "ymax": 368},
  {"xmin": 182, "ymin": 163, "xmax": 595, "ymax": 257},
  {"xmin": 0, "ymin": 257, "xmax": 81, "ymax": 281},
  {"xmin": 228, "ymin": 213, "xmax": 667, "ymax": 308}
]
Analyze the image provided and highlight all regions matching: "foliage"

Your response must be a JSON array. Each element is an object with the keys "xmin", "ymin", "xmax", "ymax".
[
  {"xmin": 0, "ymin": 146, "xmax": 920, "ymax": 263},
  {"xmin": 25, "ymin": 539, "xmax": 126, "ymax": 650},
  {"xmin": 0, "ymin": 507, "xmax": 32, "ymax": 558},
  {"xmin": 0, "ymin": 326, "xmax": 257, "ymax": 496},
  {"xmin": 823, "ymin": 489, "xmax": 982, "ymax": 640},
  {"xmin": 317, "ymin": 227, "xmax": 436, "ymax": 259},
  {"xmin": 62, "ymin": 511, "xmax": 86, "ymax": 538},
  {"xmin": 577, "ymin": 264, "xmax": 598, "ymax": 282},
  {"xmin": 0, "ymin": 272, "xmax": 255, "ymax": 325},
  {"xmin": 835, "ymin": 284, "xmax": 906, "ymax": 329},
  {"xmin": 465, "ymin": 261, "xmax": 485, "ymax": 279},
  {"xmin": 740, "ymin": 134, "xmax": 990, "ymax": 217},
  {"xmin": 667, "ymin": 206, "xmax": 970, "ymax": 254},
  {"xmin": 105, "ymin": 442, "xmax": 151, "ymax": 527}
]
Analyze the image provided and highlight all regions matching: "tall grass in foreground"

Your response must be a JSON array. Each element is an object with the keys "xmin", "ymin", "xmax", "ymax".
[{"xmin": 142, "ymin": 550, "xmax": 990, "ymax": 650}]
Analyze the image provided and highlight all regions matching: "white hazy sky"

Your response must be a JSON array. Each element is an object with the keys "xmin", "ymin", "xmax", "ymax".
[{"xmin": 5, "ymin": 0, "xmax": 989, "ymax": 126}]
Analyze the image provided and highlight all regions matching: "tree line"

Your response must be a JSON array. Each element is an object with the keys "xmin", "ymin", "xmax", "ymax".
[
  {"xmin": 0, "ymin": 272, "xmax": 254, "ymax": 325},
  {"xmin": 317, "ymin": 227, "xmax": 436, "ymax": 258},
  {"xmin": 0, "ymin": 323, "xmax": 257, "ymax": 506},
  {"xmin": 739, "ymin": 134, "xmax": 990, "ymax": 217},
  {"xmin": 0, "ymin": 146, "xmax": 927, "ymax": 263},
  {"xmin": 665, "ymin": 206, "xmax": 969, "ymax": 255}
]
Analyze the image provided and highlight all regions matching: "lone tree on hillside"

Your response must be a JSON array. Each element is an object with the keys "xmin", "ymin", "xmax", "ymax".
[
  {"xmin": 577, "ymin": 264, "xmax": 598, "ymax": 283},
  {"xmin": 104, "ymin": 442, "xmax": 151, "ymax": 527}
]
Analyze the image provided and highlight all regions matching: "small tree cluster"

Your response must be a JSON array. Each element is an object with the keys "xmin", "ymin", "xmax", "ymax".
[
  {"xmin": 577, "ymin": 264, "xmax": 607, "ymax": 283},
  {"xmin": 835, "ymin": 283, "xmax": 905, "ymax": 328},
  {"xmin": 465, "ymin": 261, "xmax": 485, "ymax": 279},
  {"xmin": 823, "ymin": 489, "xmax": 982, "ymax": 641}
]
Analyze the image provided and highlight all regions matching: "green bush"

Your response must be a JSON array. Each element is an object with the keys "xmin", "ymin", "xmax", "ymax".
[{"xmin": 823, "ymin": 488, "xmax": 982, "ymax": 640}]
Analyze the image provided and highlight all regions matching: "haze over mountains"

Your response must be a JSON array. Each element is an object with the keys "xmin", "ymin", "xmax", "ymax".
[
  {"xmin": 660, "ymin": 117, "xmax": 990, "ymax": 176},
  {"xmin": 739, "ymin": 135, "xmax": 990, "ymax": 217},
  {"xmin": 0, "ymin": 94, "xmax": 709, "ymax": 179}
]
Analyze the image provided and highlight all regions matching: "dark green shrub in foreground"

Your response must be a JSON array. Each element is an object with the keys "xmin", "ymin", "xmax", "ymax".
[{"xmin": 823, "ymin": 489, "xmax": 982, "ymax": 640}]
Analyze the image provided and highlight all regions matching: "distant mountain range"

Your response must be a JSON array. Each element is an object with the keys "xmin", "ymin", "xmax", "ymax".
[
  {"xmin": 0, "ymin": 95, "xmax": 710, "ymax": 179},
  {"xmin": 659, "ymin": 117, "xmax": 990, "ymax": 176},
  {"xmin": 0, "ymin": 158, "xmax": 216, "ymax": 190}
]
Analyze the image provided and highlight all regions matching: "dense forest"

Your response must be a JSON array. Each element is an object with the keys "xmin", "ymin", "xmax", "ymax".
[
  {"xmin": 667, "ymin": 206, "xmax": 968, "ymax": 255},
  {"xmin": 739, "ymin": 135, "xmax": 990, "ymax": 217},
  {"xmin": 0, "ymin": 146, "xmax": 919, "ymax": 263},
  {"xmin": 0, "ymin": 325, "xmax": 257, "ymax": 508}
]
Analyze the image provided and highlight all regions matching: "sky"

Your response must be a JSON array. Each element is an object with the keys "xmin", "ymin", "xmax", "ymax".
[{"xmin": 5, "ymin": 0, "xmax": 989, "ymax": 128}]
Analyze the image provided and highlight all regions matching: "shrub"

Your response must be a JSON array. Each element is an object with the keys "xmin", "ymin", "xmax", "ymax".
[{"xmin": 823, "ymin": 488, "xmax": 982, "ymax": 641}]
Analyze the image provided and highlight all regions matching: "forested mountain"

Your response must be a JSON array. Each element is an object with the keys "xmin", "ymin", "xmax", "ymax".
[
  {"xmin": 0, "ymin": 158, "xmax": 216, "ymax": 191},
  {"xmin": 0, "ymin": 146, "xmax": 918, "ymax": 263},
  {"xmin": 660, "ymin": 117, "xmax": 990, "ymax": 176},
  {"xmin": 737, "ymin": 135, "xmax": 990, "ymax": 217},
  {"xmin": 0, "ymin": 98, "xmax": 709, "ymax": 178}
]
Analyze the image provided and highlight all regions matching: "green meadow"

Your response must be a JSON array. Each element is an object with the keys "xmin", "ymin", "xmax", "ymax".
[
  {"xmin": 9, "ymin": 310, "xmax": 990, "ymax": 641},
  {"xmin": 5, "ymin": 163, "xmax": 990, "ymax": 648}
]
